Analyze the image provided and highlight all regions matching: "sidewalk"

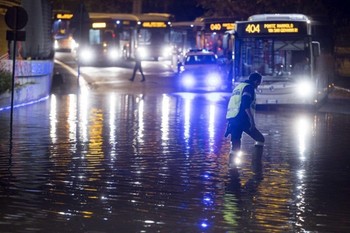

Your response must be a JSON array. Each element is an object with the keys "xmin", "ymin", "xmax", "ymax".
[
  {"xmin": 329, "ymin": 76, "xmax": 350, "ymax": 100},
  {"xmin": 334, "ymin": 75, "xmax": 350, "ymax": 89}
]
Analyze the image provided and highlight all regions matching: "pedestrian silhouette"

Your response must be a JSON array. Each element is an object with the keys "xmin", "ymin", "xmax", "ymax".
[{"xmin": 130, "ymin": 52, "xmax": 145, "ymax": 82}]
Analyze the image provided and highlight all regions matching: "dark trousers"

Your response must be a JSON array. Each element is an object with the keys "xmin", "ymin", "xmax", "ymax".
[
  {"xmin": 131, "ymin": 61, "xmax": 145, "ymax": 81},
  {"xmin": 228, "ymin": 119, "xmax": 265, "ymax": 151}
]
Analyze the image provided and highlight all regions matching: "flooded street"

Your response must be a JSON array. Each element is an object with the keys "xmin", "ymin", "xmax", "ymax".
[{"xmin": 1, "ymin": 78, "xmax": 350, "ymax": 232}]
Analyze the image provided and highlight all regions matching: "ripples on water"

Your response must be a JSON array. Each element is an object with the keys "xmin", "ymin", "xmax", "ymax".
[{"xmin": 0, "ymin": 92, "xmax": 350, "ymax": 232}]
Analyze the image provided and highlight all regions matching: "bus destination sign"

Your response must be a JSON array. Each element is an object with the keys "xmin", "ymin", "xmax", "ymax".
[
  {"xmin": 237, "ymin": 21, "xmax": 307, "ymax": 36},
  {"xmin": 56, "ymin": 13, "xmax": 73, "ymax": 20},
  {"xmin": 207, "ymin": 22, "xmax": 235, "ymax": 32},
  {"xmin": 142, "ymin": 21, "xmax": 167, "ymax": 28},
  {"xmin": 92, "ymin": 22, "xmax": 106, "ymax": 29}
]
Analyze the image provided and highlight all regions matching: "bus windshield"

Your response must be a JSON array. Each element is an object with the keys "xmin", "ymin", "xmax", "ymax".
[
  {"xmin": 53, "ymin": 20, "xmax": 70, "ymax": 39},
  {"xmin": 89, "ymin": 29, "xmax": 116, "ymax": 45},
  {"xmin": 139, "ymin": 28, "xmax": 170, "ymax": 46},
  {"xmin": 237, "ymin": 37, "xmax": 311, "ymax": 82}
]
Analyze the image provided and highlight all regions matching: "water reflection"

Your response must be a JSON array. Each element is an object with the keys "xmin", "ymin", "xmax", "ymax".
[{"xmin": 0, "ymin": 90, "xmax": 350, "ymax": 232}]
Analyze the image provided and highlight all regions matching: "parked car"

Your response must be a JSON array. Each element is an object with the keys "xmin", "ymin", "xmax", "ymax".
[{"xmin": 177, "ymin": 49, "xmax": 230, "ymax": 91}]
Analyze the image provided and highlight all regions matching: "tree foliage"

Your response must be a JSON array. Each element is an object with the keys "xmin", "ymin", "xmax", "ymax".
[
  {"xmin": 0, "ymin": 70, "xmax": 12, "ymax": 94},
  {"xmin": 51, "ymin": 0, "xmax": 350, "ymax": 25},
  {"xmin": 84, "ymin": 0, "xmax": 132, "ymax": 13},
  {"xmin": 51, "ymin": 0, "xmax": 204, "ymax": 21},
  {"xmin": 196, "ymin": 0, "xmax": 348, "ymax": 24},
  {"xmin": 51, "ymin": 0, "xmax": 132, "ymax": 13}
]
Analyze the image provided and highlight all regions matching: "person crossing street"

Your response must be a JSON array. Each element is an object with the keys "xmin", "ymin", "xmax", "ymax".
[
  {"xmin": 130, "ymin": 52, "xmax": 145, "ymax": 82},
  {"xmin": 225, "ymin": 72, "xmax": 265, "ymax": 170}
]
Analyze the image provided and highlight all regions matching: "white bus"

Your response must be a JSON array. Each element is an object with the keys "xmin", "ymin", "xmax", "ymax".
[
  {"xmin": 75, "ymin": 13, "xmax": 174, "ymax": 65},
  {"xmin": 226, "ymin": 14, "xmax": 332, "ymax": 106},
  {"xmin": 136, "ymin": 13, "xmax": 174, "ymax": 61},
  {"xmin": 76, "ymin": 13, "xmax": 138, "ymax": 65},
  {"xmin": 52, "ymin": 12, "xmax": 76, "ymax": 52},
  {"xmin": 171, "ymin": 18, "xmax": 236, "ymax": 75},
  {"xmin": 171, "ymin": 17, "xmax": 236, "ymax": 59}
]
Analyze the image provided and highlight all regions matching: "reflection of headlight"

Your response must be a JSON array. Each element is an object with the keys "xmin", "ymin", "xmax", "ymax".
[
  {"xmin": 206, "ymin": 73, "xmax": 221, "ymax": 87},
  {"xmin": 162, "ymin": 46, "xmax": 172, "ymax": 57},
  {"xmin": 296, "ymin": 80, "xmax": 314, "ymax": 98},
  {"xmin": 108, "ymin": 47, "xmax": 120, "ymax": 60},
  {"xmin": 294, "ymin": 115, "xmax": 312, "ymax": 159},
  {"xmin": 235, "ymin": 150, "xmax": 243, "ymax": 165},
  {"xmin": 79, "ymin": 48, "xmax": 94, "ymax": 63},
  {"xmin": 181, "ymin": 74, "xmax": 195, "ymax": 87},
  {"xmin": 137, "ymin": 47, "xmax": 148, "ymax": 59}
]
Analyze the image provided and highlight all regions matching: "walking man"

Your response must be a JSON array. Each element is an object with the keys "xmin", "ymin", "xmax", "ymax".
[
  {"xmin": 130, "ymin": 52, "xmax": 145, "ymax": 82},
  {"xmin": 225, "ymin": 72, "xmax": 265, "ymax": 169}
]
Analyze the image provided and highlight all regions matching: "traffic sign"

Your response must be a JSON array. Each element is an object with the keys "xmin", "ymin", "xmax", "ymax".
[
  {"xmin": 6, "ymin": 30, "xmax": 26, "ymax": 41},
  {"xmin": 5, "ymin": 6, "xmax": 28, "ymax": 30}
]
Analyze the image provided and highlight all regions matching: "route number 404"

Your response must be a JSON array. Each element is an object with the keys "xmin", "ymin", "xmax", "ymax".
[{"xmin": 245, "ymin": 24, "xmax": 260, "ymax": 33}]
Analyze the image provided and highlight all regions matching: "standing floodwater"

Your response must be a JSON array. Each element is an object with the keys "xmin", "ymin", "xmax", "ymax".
[{"xmin": 0, "ymin": 88, "xmax": 350, "ymax": 232}]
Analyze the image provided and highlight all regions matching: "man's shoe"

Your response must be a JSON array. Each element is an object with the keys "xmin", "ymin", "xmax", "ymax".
[{"xmin": 140, "ymin": 79, "xmax": 145, "ymax": 82}]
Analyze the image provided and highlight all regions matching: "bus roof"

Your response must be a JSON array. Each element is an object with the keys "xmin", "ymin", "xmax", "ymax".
[
  {"xmin": 85, "ymin": 12, "xmax": 175, "ymax": 23},
  {"xmin": 171, "ymin": 21, "xmax": 203, "ymax": 28},
  {"xmin": 89, "ymin": 13, "xmax": 139, "ymax": 21},
  {"xmin": 248, "ymin": 14, "xmax": 310, "ymax": 22},
  {"xmin": 194, "ymin": 17, "xmax": 237, "ymax": 23},
  {"xmin": 137, "ymin": 13, "xmax": 174, "ymax": 22}
]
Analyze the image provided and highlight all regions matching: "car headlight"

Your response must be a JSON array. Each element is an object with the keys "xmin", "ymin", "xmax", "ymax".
[
  {"xmin": 181, "ymin": 74, "xmax": 195, "ymax": 88},
  {"xmin": 296, "ymin": 79, "xmax": 314, "ymax": 98},
  {"xmin": 206, "ymin": 72, "xmax": 222, "ymax": 87},
  {"xmin": 79, "ymin": 48, "xmax": 94, "ymax": 63}
]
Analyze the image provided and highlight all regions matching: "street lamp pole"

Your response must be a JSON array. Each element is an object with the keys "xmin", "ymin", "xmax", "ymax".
[{"xmin": 132, "ymin": 0, "xmax": 142, "ymax": 14}]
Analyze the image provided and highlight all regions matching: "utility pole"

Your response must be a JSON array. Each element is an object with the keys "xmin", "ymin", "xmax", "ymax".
[{"xmin": 132, "ymin": 0, "xmax": 142, "ymax": 14}]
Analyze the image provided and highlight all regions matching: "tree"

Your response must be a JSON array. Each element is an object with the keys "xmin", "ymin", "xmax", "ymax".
[
  {"xmin": 51, "ymin": 0, "xmax": 132, "ymax": 13},
  {"xmin": 85, "ymin": 0, "xmax": 132, "ymax": 13},
  {"xmin": 196, "ymin": 0, "xmax": 329, "ymax": 20}
]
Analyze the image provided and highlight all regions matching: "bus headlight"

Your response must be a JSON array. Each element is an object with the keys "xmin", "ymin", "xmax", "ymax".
[
  {"xmin": 137, "ymin": 47, "xmax": 148, "ymax": 59},
  {"xmin": 54, "ymin": 40, "xmax": 59, "ymax": 50},
  {"xmin": 79, "ymin": 48, "xmax": 94, "ymax": 63},
  {"xmin": 108, "ymin": 47, "xmax": 120, "ymax": 61},
  {"xmin": 71, "ymin": 39, "xmax": 78, "ymax": 50},
  {"xmin": 296, "ymin": 80, "xmax": 314, "ymax": 98},
  {"xmin": 162, "ymin": 46, "xmax": 172, "ymax": 57}
]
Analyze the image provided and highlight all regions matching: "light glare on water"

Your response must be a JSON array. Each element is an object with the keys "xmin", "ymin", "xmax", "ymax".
[{"xmin": 0, "ymin": 91, "xmax": 350, "ymax": 232}]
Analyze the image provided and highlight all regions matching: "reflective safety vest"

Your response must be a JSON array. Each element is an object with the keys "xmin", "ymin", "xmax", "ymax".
[{"xmin": 226, "ymin": 82, "xmax": 252, "ymax": 119}]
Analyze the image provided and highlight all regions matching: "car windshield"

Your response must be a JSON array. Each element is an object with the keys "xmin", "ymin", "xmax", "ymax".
[{"xmin": 185, "ymin": 54, "xmax": 217, "ymax": 65}]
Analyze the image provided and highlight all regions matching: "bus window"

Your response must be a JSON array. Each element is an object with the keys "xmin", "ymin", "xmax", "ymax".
[
  {"xmin": 139, "ymin": 28, "xmax": 169, "ymax": 45},
  {"xmin": 104, "ymin": 31, "xmax": 114, "ymax": 43},
  {"xmin": 89, "ymin": 29, "xmax": 101, "ymax": 45},
  {"xmin": 121, "ymin": 31, "xmax": 130, "ymax": 41},
  {"xmin": 239, "ymin": 38, "xmax": 309, "ymax": 78},
  {"xmin": 139, "ymin": 29, "xmax": 152, "ymax": 45}
]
